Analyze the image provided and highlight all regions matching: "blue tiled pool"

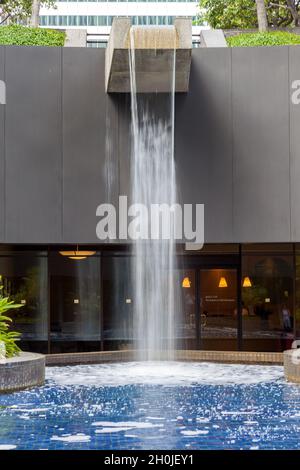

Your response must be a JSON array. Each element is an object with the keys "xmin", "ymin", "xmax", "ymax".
[{"xmin": 0, "ymin": 362, "xmax": 299, "ymax": 450}]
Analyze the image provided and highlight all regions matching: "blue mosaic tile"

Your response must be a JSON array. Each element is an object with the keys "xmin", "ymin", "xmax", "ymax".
[{"xmin": 0, "ymin": 362, "xmax": 300, "ymax": 450}]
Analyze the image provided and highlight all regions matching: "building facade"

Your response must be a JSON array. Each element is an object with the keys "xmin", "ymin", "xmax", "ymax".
[
  {"xmin": 0, "ymin": 45, "xmax": 300, "ymax": 354},
  {"xmin": 39, "ymin": 0, "xmax": 201, "ymax": 46}
]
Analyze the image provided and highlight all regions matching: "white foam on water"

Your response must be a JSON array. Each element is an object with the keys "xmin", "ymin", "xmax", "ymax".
[
  {"xmin": 0, "ymin": 445, "xmax": 17, "ymax": 450},
  {"xmin": 9, "ymin": 407, "xmax": 49, "ymax": 413},
  {"xmin": 145, "ymin": 416, "xmax": 165, "ymax": 420},
  {"xmin": 181, "ymin": 430, "xmax": 209, "ymax": 436},
  {"xmin": 50, "ymin": 434, "xmax": 90, "ymax": 443},
  {"xmin": 46, "ymin": 361, "xmax": 284, "ymax": 387},
  {"xmin": 92, "ymin": 421, "xmax": 163, "ymax": 430},
  {"xmin": 95, "ymin": 427, "xmax": 131, "ymax": 434}
]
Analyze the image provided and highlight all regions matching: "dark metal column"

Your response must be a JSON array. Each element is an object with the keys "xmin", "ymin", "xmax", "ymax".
[{"xmin": 237, "ymin": 244, "xmax": 243, "ymax": 351}]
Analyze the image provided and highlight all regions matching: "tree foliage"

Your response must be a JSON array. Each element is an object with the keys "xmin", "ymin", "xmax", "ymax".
[
  {"xmin": 0, "ymin": 0, "xmax": 55, "ymax": 24},
  {"xmin": 198, "ymin": 0, "xmax": 300, "ymax": 29},
  {"xmin": 0, "ymin": 0, "xmax": 31, "ymax": 23}
]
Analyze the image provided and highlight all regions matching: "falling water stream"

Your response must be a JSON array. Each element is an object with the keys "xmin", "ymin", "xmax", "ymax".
[{"xmin": 129, "ymin": 26, "xmax": 178, "ymax": 360}]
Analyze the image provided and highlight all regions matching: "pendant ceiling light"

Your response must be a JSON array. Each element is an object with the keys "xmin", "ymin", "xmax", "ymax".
[
  {"xmin": 242, "ymin": 276, "xmax": 252, "ymax": 288},
  {"xmin": 218, "ymin": 276, "xmax": 228, "ymax": 288},
  {"xmin": 182, "ymin": 277, "xmax": 191, "ymax": 288},
  {"xmin": 59, "ymin": 246, "xmax": 96, "ymax": 261}
]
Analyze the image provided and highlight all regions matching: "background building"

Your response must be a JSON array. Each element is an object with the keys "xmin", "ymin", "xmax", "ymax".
[{"xmin": 39, "ymin": 0, "xmax": 202, "ymax": 47}]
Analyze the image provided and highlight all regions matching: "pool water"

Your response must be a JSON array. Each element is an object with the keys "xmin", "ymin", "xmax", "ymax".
[{"xmin": 0, "ymin": 362, "xmax": 300, "ymax": 450}]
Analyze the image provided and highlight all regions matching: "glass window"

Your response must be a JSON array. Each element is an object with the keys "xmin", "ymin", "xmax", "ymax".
[
  {"xmin": 98, "ymin": 16, "xmax": 108, "ymax": 26},
  {"xmin": 0, "ymin": 251, "xmax": 48, "ymax": 353},
  {"xmin": 49, "ymin": 251, "xmax": 101, "ymax": 353},
  {"xmin": 242, "ymin": 244, "xmax": 294, "ymax": 352},
  {"xmin": 200, "ymin": 268, "xmax": 238, "ymax": 351},
  {"xmin": 102, "ymin": 255, "xmax": 133, "ymax": 350},
  {"xmin": 176, "ymin": 269, "xmax": 197, "ymax": 349},
  {"xmin": 88, "ymin": 16, "xmax": 97, "ymax": 26},
  {"xmin": 78, "ymin": 16, "xmax": 88, "ymax": 26},
  {"xmin": 40, "ymin": 16, "xmax": 47, "ymax": 26},
  {"xmin": 295, "ymin": 244, "xmax": 300, "ymax": 342},
  {"xmin": 68, "ymin": 15, "xmax": 78, "ymax": 26},
  {"xmin": 148, "ymin": 16, "xmax": 157, "ymax": 25},
  {"xmin": 59, "ymin": 16, "xmax": 68, "ymax": 26}
]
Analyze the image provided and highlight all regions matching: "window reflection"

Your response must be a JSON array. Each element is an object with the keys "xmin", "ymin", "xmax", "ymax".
[
  {"xmin": 49, "ymin": 251, "xmax": 101, "ymax": 353},
  {"xmin": 0, "ymin": 251, "xmax": 48, "ymax": 353},
  {"xmin": 102, "ymin": 255, "xmax": 133, "ymax": 350},
  {"xmin": 176, "ymin": 269, "xmax": 196, "ymax": 348},
  {"xmin": 200, "ymin": 268, "xmax": 238, "ymax": 351},
  {"xmin": 294, "ymin": 246, "xmax": 300, "ymax": 342},
  {"xmin": 242, "ymin": 248, "xmax": 294, "ymax": 351}
]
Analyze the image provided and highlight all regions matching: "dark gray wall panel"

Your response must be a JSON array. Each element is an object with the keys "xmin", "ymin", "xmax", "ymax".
[
  {"xmin": 62, "ymin": 48, "xmax": 111, "ymax": 243},
  {"xmin": 232, "ymin": 47, "xmax": 290, "ymax": 242},
  {"xmin": 289, "ymin": 46, "xmax": 300, "ymax": 241},
  {"xmin": 0, "ymin": 47, "xmax": 4, "ymax": 242},
  {"xmin": 118, "ymin": 93, "xmax": 133, "ymax": 204},
  {"xmin": 5, "ymin": 46, "xmax": 62, "ymax": 243},
  {"xmin": 1, "ymin": 46, "xmax": 297, "ymax": 244},
  {"xmin": 176, "ymin": 48, "xmax": 233, "ymax": 243}
]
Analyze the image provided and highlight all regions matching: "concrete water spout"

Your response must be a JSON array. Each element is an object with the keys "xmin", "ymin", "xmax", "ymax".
[{"xmin": 105, "ymin": 17, "xmax": 192, "ymax": 93}]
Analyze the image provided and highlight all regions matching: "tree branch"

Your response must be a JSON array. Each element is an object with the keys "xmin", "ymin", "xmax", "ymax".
[{"xmin": 0, "ymin": 13, "xmax": 11, "ymax": 25}]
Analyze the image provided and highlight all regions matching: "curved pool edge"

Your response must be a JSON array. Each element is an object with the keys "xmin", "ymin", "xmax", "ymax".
[
  {"xmin": 0, "ymin": 352, "xmax": 45, "ymax": 394},
  {"xmin": 45, "ymin": 349, "xmax": 283, "ymax": 367},
  {"xmin": 284, "ymin": 349, "xmax": 300, "ymax": 384}
]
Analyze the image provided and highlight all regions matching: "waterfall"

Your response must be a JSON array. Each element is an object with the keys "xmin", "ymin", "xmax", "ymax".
[{"xmin": 129, "ymin": 26, "xmax": 178, "ymax": 360}]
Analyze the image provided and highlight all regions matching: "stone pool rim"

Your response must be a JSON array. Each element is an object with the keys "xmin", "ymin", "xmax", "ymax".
[
  {"xmin": 45, "ymin": 349, "xmax": 283, "ymax": 367},
  {"xmin": 0, "ymin": 352, "xmax": 45, "ymax": 394}
]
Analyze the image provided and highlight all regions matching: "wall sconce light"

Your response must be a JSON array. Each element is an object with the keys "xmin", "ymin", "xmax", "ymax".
[
  {"xmin": 242, "ymin": 276, "xmax": 252, "ymax": 288},
  {"xmin": 73, "ymin": 299, "xmax": 80, "ymax": 304},
  {"xmin": 182, "ymin": 277, "xmax": 191, "ymax": 288},
  {"xmin": 218, "ymin": 276, "xmax": 228, "ymax": 288}
]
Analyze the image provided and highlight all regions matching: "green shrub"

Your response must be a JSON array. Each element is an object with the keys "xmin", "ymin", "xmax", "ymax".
[
  {"xmin": 227, "ymin": 31, "xmax": 300, "ymax": 47},
  {"xmin": 0, "ymin": 25, "xmax": 65, "ymax": 47},
  {"xmin": 0, "ymin": 288, "xmax": 23, "ymax": 358}
]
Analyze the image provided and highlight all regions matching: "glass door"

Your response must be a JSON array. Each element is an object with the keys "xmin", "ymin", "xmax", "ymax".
[{"xmin": 200, "ymin": 268, "xmax": 238, "ymax": 351}]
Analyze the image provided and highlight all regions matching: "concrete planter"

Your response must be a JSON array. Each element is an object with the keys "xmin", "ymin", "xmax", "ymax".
[
  {"xmin": 0, "ymin": 352, "xmax": 45, "ymax": 393},
  {"xmin": 284, "ymin": 349, "xmax": 300, "ymax": 384}
]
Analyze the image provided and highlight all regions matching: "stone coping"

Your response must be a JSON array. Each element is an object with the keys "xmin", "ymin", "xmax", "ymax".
[
  {"xmin": 284, "ymin": 349, "xmax": 300, "ymax": 384},
  {"xmin": 0, "ymin": 351, "xmax": 43, "ymax": 364},
  {"xmin": 46, "ymin": 350, "xmax": 283, "ymax": 366},
  {"xmin": 0, "ymin": 352, "xmax": 45, "ymax": 393}
]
